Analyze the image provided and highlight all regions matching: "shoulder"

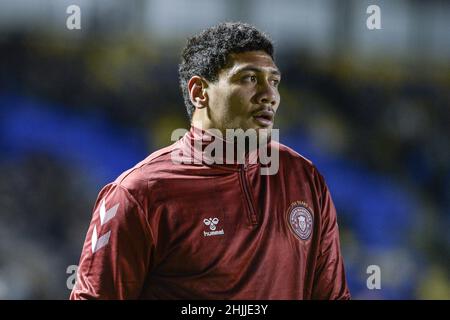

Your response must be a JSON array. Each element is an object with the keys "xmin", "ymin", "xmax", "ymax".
[
  {"xmin": 104, "ymin": 142, "xmax": 179, "ymax": 201},
  {"xmin": 274, "ymin": 141, "xmax": 319, "ymax": 175},
  {"xmin": 272, "ymin": 141, "xmax": 328, "ymax": 191},
  {"xmin": 274, "ymin": 142, "xmax": 334, "ymax": 212}
]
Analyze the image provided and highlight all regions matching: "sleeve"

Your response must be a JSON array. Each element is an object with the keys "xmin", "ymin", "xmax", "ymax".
[
  {"xmin": 311, "ymin": 175, "xmax": 351, "ymax": 300},
  {"xmin": 70, "ymin": 183, "xmax": 153, "ymax": 300}
]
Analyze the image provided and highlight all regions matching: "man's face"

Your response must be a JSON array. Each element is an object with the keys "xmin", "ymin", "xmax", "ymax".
[{"xmin": 206, "ymin": 50, "xmax": 281, "ymax": 134}]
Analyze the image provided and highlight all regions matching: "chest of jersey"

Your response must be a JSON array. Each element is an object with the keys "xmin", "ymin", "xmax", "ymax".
[{"xmin": 147, "ymin": 165, "xmax": 320, "ymax": 283}]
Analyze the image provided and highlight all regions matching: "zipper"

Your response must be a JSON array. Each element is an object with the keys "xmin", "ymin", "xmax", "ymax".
[{"xmin": 238, "ymin": 163, "xmax": 258, "ymax": 226}]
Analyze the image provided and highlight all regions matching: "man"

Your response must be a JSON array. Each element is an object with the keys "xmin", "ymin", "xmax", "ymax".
[{"xmin": 71, "ymin": 22, "xmax": 350, "ymax": 299}]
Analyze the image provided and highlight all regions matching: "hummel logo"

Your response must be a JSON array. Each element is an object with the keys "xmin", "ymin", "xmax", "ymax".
[
  {"xmin": 203, "ymin": 217, "xmax": 219, "ymax": 230},
  {"xmin": 91, "ymin": 199, "xmax": 119, "ymax": 253},
  {"xmin": 203, "ymin": 217, "xmax": 224, "ymax": 237}
]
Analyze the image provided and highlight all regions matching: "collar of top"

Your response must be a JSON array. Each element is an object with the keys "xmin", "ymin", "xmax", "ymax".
[{"xmin": 176, "ymin": 125, "xmax": 267, "ymax": 170}]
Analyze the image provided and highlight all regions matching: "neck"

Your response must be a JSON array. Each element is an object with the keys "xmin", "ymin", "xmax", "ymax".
[
  {"xmin": 191, "ymin": 113, "xmax": 218, "ymax": 134},
  {"xmin": 191, "ymin": 126, "xmax": 274, "ymax": 167}
]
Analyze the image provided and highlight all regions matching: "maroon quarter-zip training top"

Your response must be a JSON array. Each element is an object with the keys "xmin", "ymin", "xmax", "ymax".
[{"xmin": 70, "ymin": 126, "xmax": 351, "ymax": 299}]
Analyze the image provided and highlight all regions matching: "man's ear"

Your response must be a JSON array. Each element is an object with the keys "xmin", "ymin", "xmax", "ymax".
[{"xmin": 188, "ymin": 76, "xmax": 209, "ymax": 109}]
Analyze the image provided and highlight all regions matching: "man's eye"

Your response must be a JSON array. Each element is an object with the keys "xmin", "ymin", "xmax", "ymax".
[
  {"xmin": 243, "ymin": 75, "xmax": 257, "ymax": 83},
  {"xmin": 271, "ymin": 79, "xmax": 280, "ymax": 86}
]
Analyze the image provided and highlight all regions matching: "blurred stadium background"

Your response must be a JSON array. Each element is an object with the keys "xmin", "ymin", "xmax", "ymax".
[{"xmin": 0, "ymin": 0, "xmax": 449, "ymax": 299}]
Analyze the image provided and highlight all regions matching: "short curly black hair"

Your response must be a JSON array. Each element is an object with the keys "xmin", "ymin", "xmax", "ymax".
[{"xmin": 179, "ymin": 22, "xmax": 274, "ymax": 121}]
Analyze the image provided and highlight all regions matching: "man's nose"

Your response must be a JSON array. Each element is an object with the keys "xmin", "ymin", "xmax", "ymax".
[{"xmin": 255, "ymin": 81, "xmax": 278, "ymax": 106}]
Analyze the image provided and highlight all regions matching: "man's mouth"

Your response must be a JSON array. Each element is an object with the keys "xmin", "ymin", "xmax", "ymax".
[{"xmin": 252, "ymin": 110, "xmax": 274, "ymax": 127}]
